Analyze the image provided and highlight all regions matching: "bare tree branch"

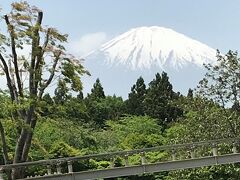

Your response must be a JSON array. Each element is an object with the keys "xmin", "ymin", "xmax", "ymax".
[
  {"xmin": 33, "ymin": 28, "xmax": 50, "ymax": 94},
  {"xmin": 0, "ymin": 53, "xmax": 16, "ymax": 101},
  {"xmin": 29, "ymin": 11, "xmax": 43, "ymax": 96},
  {"xmin": 38, "ymin": 28, "xmax": 50, "ymax": 68},
  {"xmin": 4, "ymin": 15, "xmax": 23, "ymax": 98},
  {"xmin": 38, "ymin": 52, "xmax": 61, "ymax": 98}
]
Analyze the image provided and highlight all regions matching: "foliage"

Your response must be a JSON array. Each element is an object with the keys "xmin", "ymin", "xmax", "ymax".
[
  {"xmin": 97, "ymin": 116, "xmax": 163, "ymax": 150},
  {"xmin": 126, "ymin": 76, "xmax": 146, "ymax": 115},
  {"xmin": 1, "ymin": 3, "xmax": 240, "ymax": 179},
  {"xmin": 144, "ymin": 72, "xmax": 183, "ymax": 127},
  {"xmin": 53, "ymin": 80, "xmax": 71, "ymax": 105},
  {"xmin": 49, "ymin": 141, "xmax": 81, "ymax": 158},
  {"xmin": 167, "ymin": 164, "xmax": 240, "ymax": 180},
  {"xmin": 34, "ymin": 118, "xmax": 97, "ymax": 152},
  {"xmin": 166, "ymin": 96, "xmax": 240, "ymax": 143},
  {"xmin": 197, "ymin": 50, "xmax": 240, "ymax": 110},
  {"xmin": 87, "ymin": 78, "xmax": 105, "ymax": 101},
  {"xmin": 0, "ymin": 3, "xmax": 87, "ymax": 179},
  {"xmin": 85, "ymin": 95, "xmax": 125, "ymax": 127},
  {"xmin": 164, "ymin": 50, "xmax": 240, "ymax": 179}
]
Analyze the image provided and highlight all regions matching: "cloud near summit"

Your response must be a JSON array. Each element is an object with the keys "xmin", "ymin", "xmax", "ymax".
[{"xmin": 68, "ymin": 32, "xmax": 107, "ymax": 57}]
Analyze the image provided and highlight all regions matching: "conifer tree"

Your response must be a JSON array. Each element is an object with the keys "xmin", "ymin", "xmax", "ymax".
[
  {"xmin": 76, "ymin": 91, "xmax": 84, "ymax": 101},
  {"xmin": 126, "ymin": 76, "xmax": 146, "ymax": 115},
  {"xmin": 87, "ymin": 78, "xmax": 105, "ymax": 101},
  {"xmin": 85, "ymin": 78, "xmax": 106, "ymax": 126},
  {"xmin": 144, "ymin": 72, "xmax": 182, "ymax": 127},
  {"xmin": 54, "ymin": 80, "xmax": 71, "ymax": 105},
  {"xmin": 187, "ymin": 88, "xmax": 193, "ymax": 98},
  {"xmin": 41, "ymin": 93, "xmax": 54, "ymax": 116},
  {"xmin": 42, "ymin": 93, "xmax": 54, "ymax": 105}
]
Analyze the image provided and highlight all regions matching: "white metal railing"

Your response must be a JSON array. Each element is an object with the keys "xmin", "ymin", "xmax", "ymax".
[{"xmin": 0, "ymin": 137, "xmax": 239, "ymax": 179}]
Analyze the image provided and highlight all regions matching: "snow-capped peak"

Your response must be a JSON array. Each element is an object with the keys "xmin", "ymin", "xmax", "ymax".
[{"xmin": 89, "ymin": 26, "xmax": 217, "ymax": 70}]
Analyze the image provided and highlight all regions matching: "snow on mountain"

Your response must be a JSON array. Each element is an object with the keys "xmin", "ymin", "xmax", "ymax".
[
  {"xmin": 82, "ymin": 26, "xmax": 217, "ymax": 98},
  {"xmin": 88, "ymin": 26, "xmax": 216, "ymax": 70}
]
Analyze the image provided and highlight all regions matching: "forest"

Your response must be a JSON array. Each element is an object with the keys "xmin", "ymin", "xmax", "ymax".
[{"xmin": 1, "ymin": 2, "xmax": 240, "ymax": 180}]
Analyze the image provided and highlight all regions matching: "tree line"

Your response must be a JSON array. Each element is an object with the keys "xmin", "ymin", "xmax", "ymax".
[
  {"xmin": 1, "ymin": 2, "xmax": 240, "ymax": 179},
  {"xmin": 41, "ymin": 71, "xmax": 183, "ymax": 129}
]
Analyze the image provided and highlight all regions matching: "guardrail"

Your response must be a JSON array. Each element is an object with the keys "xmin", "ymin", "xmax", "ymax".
[{"xmin": 0, "ymin": 137, "xmax": 239, "ymax": 179}]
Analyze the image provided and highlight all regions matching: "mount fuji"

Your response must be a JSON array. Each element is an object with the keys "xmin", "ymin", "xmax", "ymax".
[{"xmin": 82, "ymin": 26, "xmax": 217, "ymax": 98}]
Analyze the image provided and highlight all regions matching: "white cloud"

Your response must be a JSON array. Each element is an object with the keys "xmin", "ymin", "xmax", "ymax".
[{"xmin": 68, "ymin": 32, "xmax": 107, "ymax": 57}]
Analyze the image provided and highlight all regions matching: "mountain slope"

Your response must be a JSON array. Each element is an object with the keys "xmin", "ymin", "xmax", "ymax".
[
  {"xmin": 83, "ymin": 26, "xmax": 217, "ymax": 98},
  {"xmin": 89, "ymin": 26, "xmax": 216, "ymax": 70}
]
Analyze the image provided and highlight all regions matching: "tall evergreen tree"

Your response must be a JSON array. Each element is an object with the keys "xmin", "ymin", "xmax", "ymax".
[
  {"xmin": 77, "ymin": 91, "xmax": 84, "ymax": 101},
  {"xmin": 187, "ymin": 88, "xmax": 193, "ymax": 98},
  {"xmin": 87, "ymin": 78, "xmax": 105, "ymax": 101},
  {"xmin": 42, "ymin": 93, "xmax": 54, "ymax": 105},
  {"xmin": 85, "ymin": 78, "xmax": 107, "ymax": 126},
  {"xmin": 126, "ymin": 76, "xmax": 146, "ymax": 115},
  {"xmin": 40, "ymin": 93, "xmax": 54, "ymax": 116},
  {"xmin": 54, "ymin": 80, "xmax": 71, "ymax": 105},
  {"xmin": 144, "ymin": 72, "xmax": 182, "ymax": 127}
]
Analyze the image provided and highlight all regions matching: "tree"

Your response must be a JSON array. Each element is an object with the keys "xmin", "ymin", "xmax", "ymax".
[
  {"xmin": 97, "ymin": 115, "xmax": 163, "ymax": 151},
  {"xmin": 126, "ymin": 76, "xmax": 146, "ymax": 115},
  {"xmin": 197, "ymin": 50, "xmax": 240, "ymax": 110},
  {"xmin": 166, "ymin": 52, "xmax": 240, "ymax": 179},
  {"xmin": 53, "ymin": 80, "xmax": 71, "ymax": 105},
  {"xmin": 0, "ymin": 2, "xmax": 87, "ymax": 178},
  {"xmin": 166, "ymin": 97, "xmax": 240, "ymax": 144},
  {"xmin": 187, "ymin": 88, "xmax": 193, "ymax": 98},
  {"xmin": 87, "ymin": 78, "xmax": 105, "ymax": 101},
  {"xmin": 144, "ymin": 72, "xmax": 182, "ymax": 127},
  {"xmin": 197, "ymin": 50, "xmax": 240, "ymax": 136},
  {"xmin": 84, "ymin": 78, "xmax": 108, "ymax": 127},
  {"xmin": 85, "ymin": 95, "xmax": 125, "ymax": 127},
  {"xmin": 99, "ymin": 95, "xmax": 125, "ymax": 121},
  {"xmin": 40, "ymin": 93, "xmax": 54, "ymax": 116},
  {"xmin": 165, "ymin": 96, "xmax": 240, "ymax": 180}
]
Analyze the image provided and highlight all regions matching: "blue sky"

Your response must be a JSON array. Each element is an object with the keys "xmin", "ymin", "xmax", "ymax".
[
  {"xmin": 1, "ymin": 0, "xmax": 240, "ymax": 55},
  {"xmin": 1, "ymin": 0, "xmax": 240, "ymax": 97}
]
